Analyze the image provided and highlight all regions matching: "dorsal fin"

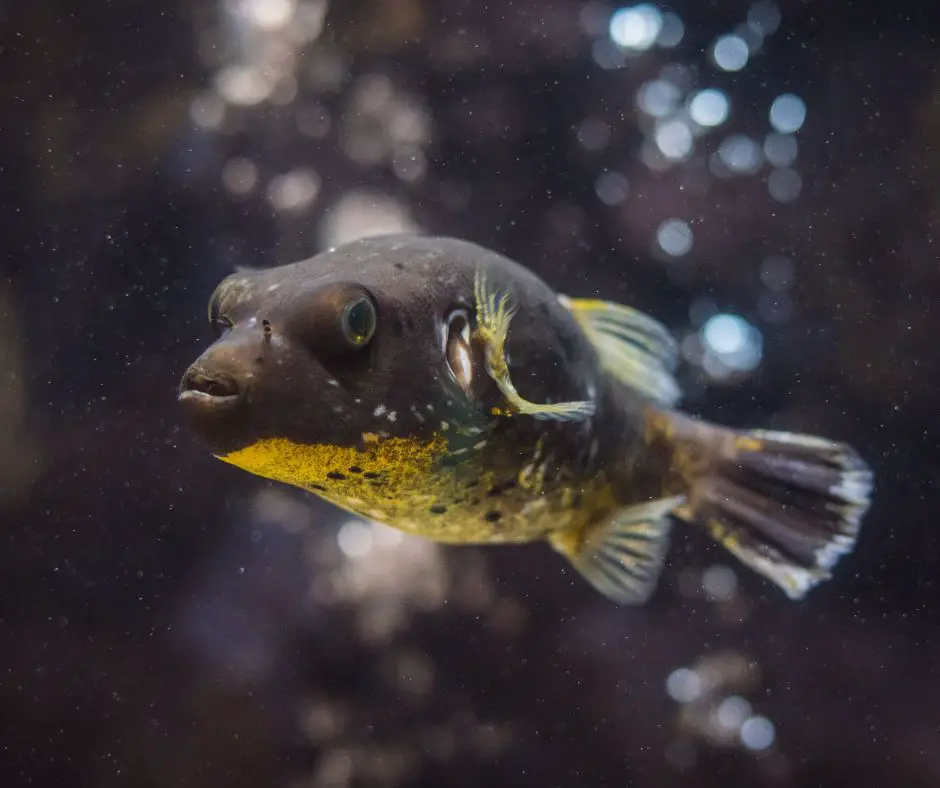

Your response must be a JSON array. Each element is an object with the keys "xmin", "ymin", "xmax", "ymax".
[{"xmin": 559, "ymin": 296, "xmax": 681, "ymax": 407}]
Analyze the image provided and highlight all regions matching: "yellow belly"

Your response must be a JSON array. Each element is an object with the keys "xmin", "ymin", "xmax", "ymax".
[{"xmin": 217, "ymin": 434, "xmax": 612, "ymax": 545}]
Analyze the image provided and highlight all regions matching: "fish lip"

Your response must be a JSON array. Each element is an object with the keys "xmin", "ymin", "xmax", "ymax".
[
  {"xmin": 178, "ymin": 388, "xmax": 242, "ymax": 409},
  {"xmin": 178, "ymin": 367, "xmax": 245, "ymax": 414}
]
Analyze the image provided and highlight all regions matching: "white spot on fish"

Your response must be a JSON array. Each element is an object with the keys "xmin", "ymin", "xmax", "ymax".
[
  {"xmin": 425, "ymin": 404, "xmax": 434, "ymax": 412},
  {"xmin": 387, "ymin": 411, "xmax": 397, "ymax": 422},
  {"xmin": 327, "ymin": 379, "xmax": 339, "ymax": 387},
  {"xmin": 374, "ymin": 404, "xmax": 387, "ymax": 417},
  {"xmin": 474, "ymin": 441, "xmax": 487, "ymax": 450},
  {"xmin": 266, "ymin": 284, "xmax": 279, "ymax": 293},
  {"xmin": 354, "ymin": 398, "xmax": 361, "ymax": 404}
]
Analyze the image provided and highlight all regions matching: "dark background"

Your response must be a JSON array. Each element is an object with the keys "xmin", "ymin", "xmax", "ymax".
[{"xmin": 2, "ymin": 1, "xmax": 938, "ymax": 786}]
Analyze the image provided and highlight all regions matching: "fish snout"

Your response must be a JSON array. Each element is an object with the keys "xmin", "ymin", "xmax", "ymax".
[{"xmin": 179, "ymin": 365, "xmax": 243, "ymax": 408}]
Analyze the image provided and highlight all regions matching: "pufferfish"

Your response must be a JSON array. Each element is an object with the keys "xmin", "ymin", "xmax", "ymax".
[{"xmin": 179, "ymin": 234, "xmax": 873, "ymax": 604}]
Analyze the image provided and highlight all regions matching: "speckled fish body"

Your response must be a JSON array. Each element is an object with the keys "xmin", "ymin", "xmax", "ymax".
[{"xmin": 180, "ymin": 234, "xmax": 873, "ymax": 604}]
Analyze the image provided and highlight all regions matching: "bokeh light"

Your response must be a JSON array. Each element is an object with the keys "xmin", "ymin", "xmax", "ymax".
[
  {"xmin": 768, "ymin": 167, "xmax": 803, "ymax": 202},
  {"xmin": 711, "ymin": 34, "xmax": 750, "ymax": 71},
  {"xmin": 688, "ymin": 89, "xmax": 730, "ymax": 127},
  {"xmin": 763, "ymin": 131, "xmax": 798, "ymax": 167},
  {"xmin": 718, "ymin": 134, "xmax": 763, "ymax": 174},
  {"xmin": 637, "ymin": 79, "xmax": 682, "ymax": 118},
  {"xmin": 656, "ymin": 12, "xmax": 685, "ymax": 47},
  {"xmin": 657, "ymin": 218, "xmax": 693, "ymax": 256},
  {"xmin": 655, "ymin": 119, "xmax": 694, "ymax": 160},
  {"xmin": 769, "ymin": 93, "xmax": 807, "ymax": 133},
  {"xmin": 747, "ymin": 0, "xmax": 782, "ymax": 36},
  {"xmin": 595, "ymin": 171, "xmax": 630, "ymax": 205},
  {"xmin": 701, "ymin": 313, "xmax": 763, "ymax": 378},
  {"xmin": 740, "ymin": 716, "xmax": 776, "ymax": 750},
  {"xmin": 609, "ymin": 4, "xmax": 663, "ymax": 51}
]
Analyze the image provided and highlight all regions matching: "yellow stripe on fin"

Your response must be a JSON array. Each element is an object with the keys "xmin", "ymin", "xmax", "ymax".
[
  {"xmin": 549, "ymin": 496, "xmax": 681, "ymax": 605},
  {"xmin": 474, "ymin": 271, "xmax": 596, "ymax": 422},
  {"xmin": 559, "ymin": 296, "xmax": 681, "ymax": 407}
]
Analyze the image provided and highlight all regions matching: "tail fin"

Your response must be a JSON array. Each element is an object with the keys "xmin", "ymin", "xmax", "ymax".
[{"xmin": 666, "ymin": 416, "xmax": 874, "ymax": 599}]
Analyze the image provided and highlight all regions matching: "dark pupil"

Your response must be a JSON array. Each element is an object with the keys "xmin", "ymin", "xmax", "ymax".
[{"xmin": 345, "ymin": 299, "xmax": 373, "ymax": 343}]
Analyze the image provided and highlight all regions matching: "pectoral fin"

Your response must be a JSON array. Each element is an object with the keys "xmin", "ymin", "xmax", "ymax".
[
  {"xmin": 474, "ymin": 271, "xmax": 595, "ymax": 422},
  {"xmin": 559, "ymin": 296, "xmax": 681, "ymax": 406},
  {"xmin": 549, "ymin": 496, "xmax": 681, "ymax": 604}
]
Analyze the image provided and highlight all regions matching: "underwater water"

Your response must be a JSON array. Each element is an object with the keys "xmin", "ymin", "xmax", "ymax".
[{"xmin": 2, "ymin": 1, "xmax": 938, "ymax": 786}]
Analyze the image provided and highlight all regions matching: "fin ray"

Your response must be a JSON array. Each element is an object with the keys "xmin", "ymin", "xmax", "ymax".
[
  {"xmin": 560, "ymin": 296, "xmax": 681, "ymax": 406},
  {"xmin": 550, "ymin": 496, "xmax": 681, "ymax": 605},
  {"xmin": 474, "ymin": 271, "xmax": 596, "ymax": 422},
  {"xmin": 664, "ymin": 417, "xmax": 874, "ymax": 600}
]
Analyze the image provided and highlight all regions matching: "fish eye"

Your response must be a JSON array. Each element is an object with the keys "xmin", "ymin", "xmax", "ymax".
[
  {"xmin": 340, "ymin": 296, "xmax": 377, "ymax": 348},
  {"xmin": 443, "ymin": 308, "xmax": 473, "ymax": 392}
]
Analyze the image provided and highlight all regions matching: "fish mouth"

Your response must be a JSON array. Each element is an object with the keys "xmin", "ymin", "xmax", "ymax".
[{"xmin": 178, "ymin": 367, "xmax": 244, "ymax": 412}]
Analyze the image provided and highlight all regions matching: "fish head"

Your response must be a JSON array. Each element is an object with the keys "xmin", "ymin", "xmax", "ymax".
[{"xmin": 179, "ymin": 235, "xmax": 496, "ymax": 491}]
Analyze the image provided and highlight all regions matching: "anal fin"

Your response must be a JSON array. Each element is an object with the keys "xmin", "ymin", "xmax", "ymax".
[{"xmin": 549, "ymin": 496, "xmax": 681, "ymax": 605}]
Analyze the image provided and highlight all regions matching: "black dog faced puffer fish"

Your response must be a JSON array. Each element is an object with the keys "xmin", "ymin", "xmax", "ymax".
[{"xmin": 179, "ymin": 234, "xmax": 874, "ymax": 604}]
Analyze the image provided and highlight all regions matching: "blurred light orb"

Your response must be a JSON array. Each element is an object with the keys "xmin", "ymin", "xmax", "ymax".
[
  {"xmin": 242, "ymin": 0, "xmax": 295, "ymax": 30},
  {"xmin": 267, "ymin": 168, "xmax": 320, "ymax": 213},
  {"xmin": 748, "ymin": 0, "xmax": 782, "ymax": 36},
  {"xmin": 637, "ymin": 80, "xmax": 682, "ymax": 118},
  {"xmin": 689, "ymin": 89, "xmax": 729, "ymax": 127},
  {"xmin": 712, "ymin": 34, "xmax": 750, "ymax": 71},
  {"xmin": 392, "ymin": 148, "xmax": 427, "ymax": 183},
  {"xmin": 764, "ymin": 132, "xmax": 798, "ymax": 167},
  {"xmin": 656, "ymin": 11, "xmax": 685, "ymax": 47},
  {"xmin": 190, "ymin": 93, "xmax": 225, "ymax": 129},
  {"xmin": 215, "ymin": 65, "xmax": 270, "ymax": 106},
  {"xmin": 769, "ymin": 93, "xmax": 807, "ymax": 133},
  {"xmin": 703, "ymin": 313, "xmax": 747, "ymax": 355},
  {"xmin": 577, "ymin": 117, "xmax": 611, "ymax": 151},
  {"xmin": 768, "ymin": 168, "xmax": 803, "ymax": 202},
  {"xmin": 703, "ymin": 564, "xmax": 738, "ymax": 601},
  {"xmin": 741, "ymin": 715, "xmax": 776, "ymax": 750},
  {"xmin": 760, "ymin": 254, "xmax": 794, "ymax": 291},
  {"xmin": 609, "ymin": 4, "xmax": 663, "ymax": 51},
  {"xmin": 337, "ymin": 520, "xmax": 374, "ymax": 559},
  {"xmin": 666, "ymin": 667, "xmax": 702, "ymax": 703},
  {"xmin": 655, "ymin": 119, "xmax": 693, "ymax": 160},
  {"xmin": 702, "ymin": 314, "xmax": 763, "ymax": 373},
  {"xmin": 579, "ymin": 1, "xmax": 612, "ymax": 36},
  {"xmin": 718, "ymin": 134, "xmax": 763, "ymax": 174},
  {"xmin": 717, "ymin": 696, "xmax": 753, "ymax": 731},
  {"xmin": 595, "ymin": 172, "xmax": 630, "ymax": 206},
  {"xmin": 222, "ymin": 157, "xmax": 259, "ymax": 196},
  {"xmin": 320, "ymin": 191, "xmax": 419, "ymax": 249},
  {"xmin": 657, "ymin": 218, "xmax": 693, "ymax": 256}
]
